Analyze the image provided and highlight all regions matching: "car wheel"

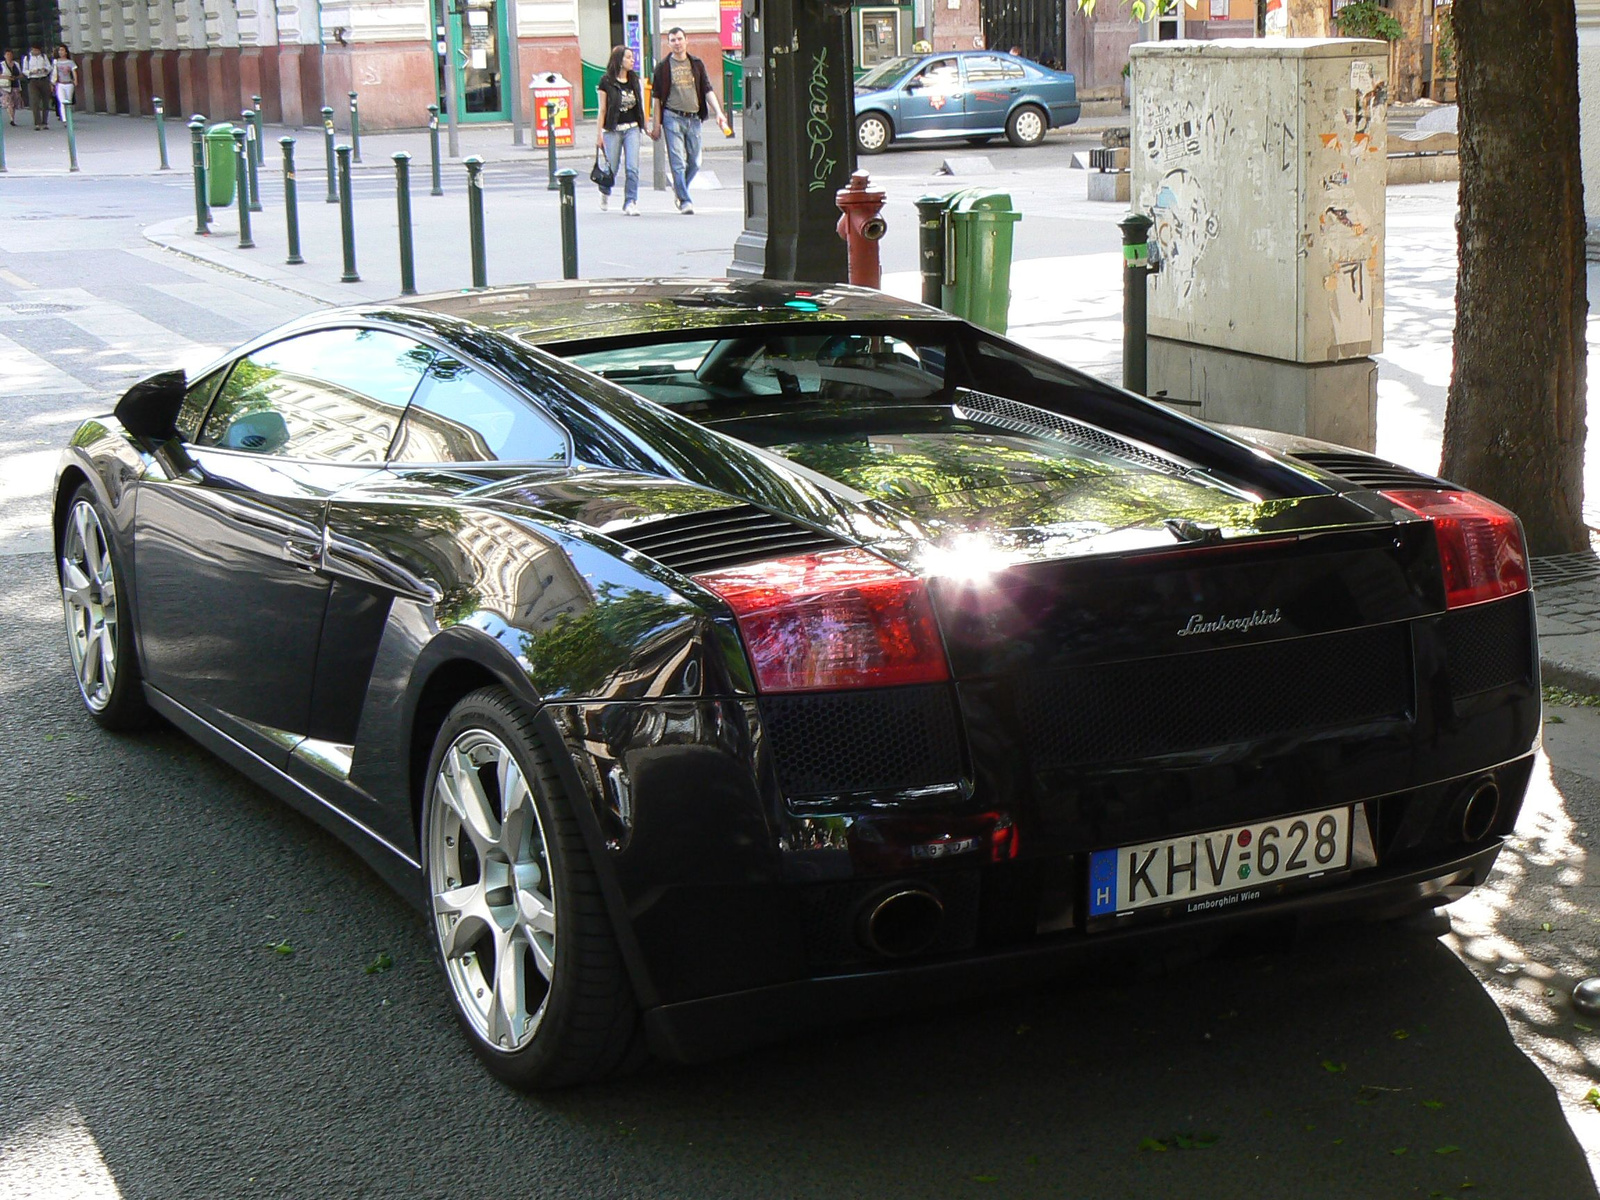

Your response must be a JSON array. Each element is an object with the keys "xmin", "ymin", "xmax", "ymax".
[
  {"xmin": 1005, "ymin": 105, "xmax": 1047, "ymax": 147},
  {"xmin": 422, "ymin": 686, "xmax": 641, "ymax": 1088},
  {"xmin": 855, "ymin": 112, "xmax": 892, "ymax": 154},
  {"xmin": 59, "ymin": 485, "xmax": 153, "ymax": 730}
]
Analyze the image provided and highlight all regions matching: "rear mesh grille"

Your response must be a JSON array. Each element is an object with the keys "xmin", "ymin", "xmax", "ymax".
[
  {"xmin": 609, "ymin": 504, "xmax": 845, "ymax": 575},
  {"xmin": 1441, "ymin": 597, "xmax": 1532, "ymax": 697},
  {"xmin": 760, "ymin": 685, "xmax": 963, "ymax": 796},
  {"xmin": 1016, "ymin": 624, "xmax": 1413, "ymax": 769},
  {"xmin": 1293, "ymin": 451, "xmax": 1446, "ymax": 491},
  {"xmin": 954, "ymin": 388, "xmax": 1188, "ymax": 475}
]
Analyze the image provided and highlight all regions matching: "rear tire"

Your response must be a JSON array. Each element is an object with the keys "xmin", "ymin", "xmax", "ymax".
[
  {"xmin": 58, "ymin": 484, "xmax": 154, "ymax": 731},
  {"xmin": 856, "ymin": 112, "xmax": 892, "ymax": 154},
  {"xmin": 421, "ymin": 686, "xmax": 642, "ymax": 1089},
  {"xmin": 1005, "ymin": 104, "xmax": 1047, "ymax": 147}
]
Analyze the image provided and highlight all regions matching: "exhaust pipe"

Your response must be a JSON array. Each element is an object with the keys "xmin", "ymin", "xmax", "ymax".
[
  {"xmin": 859, "ymin": 887, "xmax": 945, "ymax": 958},
  {"xmin": 1458, "ymin": 778, "xmax": 1501, "ymax": 843}
]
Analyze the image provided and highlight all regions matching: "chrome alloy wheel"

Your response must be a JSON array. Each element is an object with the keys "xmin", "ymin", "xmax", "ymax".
[
  {"xmin": 60, "ymin": 499, "xmax": 119, "ymax": 712},
  {"xmin": 427, "ymin": 729, "xmax": 557, "ymax": 1052}
]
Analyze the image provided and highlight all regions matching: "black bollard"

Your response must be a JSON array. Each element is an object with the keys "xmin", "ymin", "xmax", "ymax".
[
  {"xmin": 1119, "ymin": 211, "xmax": 1154, "ymax": 396},
  {"xmin": 349, "ymin": 91, "xmax": 362, "ymax": 163},
  {"xmin": 242, "ymin": 110, "xmax": 262, "ymax": 211},
  {"xmin": 427, "ymin": 104, "xmax": 443, "ymax": 196},
  {"xmin": 322, "ymin": 106, "xmax": 338, "ymax": 203},
  {"xmin": 465, "ymin": 156, "xmax": 487, "ymax": 289},
  {"xmin": 914, "ymin": 195, "xmax": 951, "ymax": 308},
  {"xmin": 337, "ymin": 145, "xmax": 360, "ymax": 282},
  {"xmin": 545, "ymin": 101, "xmax": 558, "ymax": 191},
  {"xmin": 251, "ymin": 95, "xmax": 264, "ymax": 164},
  {"xmin": 154, "ymin": 96, "xmax": 170, "ymax": 170},
  {"xmin": 394, "ymin": 152, "xmax": 417, "ymax": 296},
  {"xmin": 232, "ymin": 128, "xmax": 255, "ymax": 248},
  {"xmin": 189, "ymin": 116, "xmax": 210, "ymax": 233},
  {"xmin": 281, "ymin": 137, "xmax": 304, "ymax": 265},
  {"xmin": 556, "ymin": 168, "xmax": 578, "ymax": 280}
]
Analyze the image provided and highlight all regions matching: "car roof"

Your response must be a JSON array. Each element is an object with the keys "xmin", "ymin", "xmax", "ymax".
[{"xmin": 373, "ymin": 278, "xmax": 954, "ymax": 347}]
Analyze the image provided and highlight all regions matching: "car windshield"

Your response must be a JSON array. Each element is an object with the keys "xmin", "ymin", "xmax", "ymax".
[{"xmin": 855, "ymin": 56, "xmax": 920, "ymax": 90}]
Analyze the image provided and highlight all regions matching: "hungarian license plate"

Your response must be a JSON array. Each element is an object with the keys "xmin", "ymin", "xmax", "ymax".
[{"xmin": 1087, "ymin": 807, "xmax": 1351, "ymax": 918}]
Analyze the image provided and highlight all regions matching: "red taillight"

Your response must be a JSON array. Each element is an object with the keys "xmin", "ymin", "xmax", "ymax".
[
  {"xmin": 1380, "ymin": 488, "xmax": 1530, "ymax": 608},
  {"xmin": 693, "ymin": 548, "xmax": 950, "ymax": 693}
]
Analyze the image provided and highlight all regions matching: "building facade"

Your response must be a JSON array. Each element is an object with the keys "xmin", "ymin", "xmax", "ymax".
[{"xmin": 48, "ymin": 0, "xmax": 724, "ymax": 129}]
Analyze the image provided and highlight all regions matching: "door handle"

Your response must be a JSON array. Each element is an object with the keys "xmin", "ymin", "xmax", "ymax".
[{"xmin": 283, "ymin": 539, "xmax": 319, "ymax": 568}]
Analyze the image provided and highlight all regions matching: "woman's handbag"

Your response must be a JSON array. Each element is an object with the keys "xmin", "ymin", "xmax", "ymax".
[{"xmin": 590, "ymin": 149, "xmax": 615, "ymax": 190}]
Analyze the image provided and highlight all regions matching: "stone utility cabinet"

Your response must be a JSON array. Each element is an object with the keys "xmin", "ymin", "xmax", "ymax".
[{"xmin": 1131, "ymin": 39, "xmax": 1388, "ymax": 451}]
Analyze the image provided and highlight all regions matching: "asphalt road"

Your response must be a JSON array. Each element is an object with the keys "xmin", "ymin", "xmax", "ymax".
[{"xmin": 3, "ymin": 164, "xmax": 1600, "ymax": 1199}]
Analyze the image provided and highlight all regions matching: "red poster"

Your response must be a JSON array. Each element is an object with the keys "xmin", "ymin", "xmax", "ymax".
[{"xmin": 720, "ymin": 0, "xmax": 743, "ymax": 51}]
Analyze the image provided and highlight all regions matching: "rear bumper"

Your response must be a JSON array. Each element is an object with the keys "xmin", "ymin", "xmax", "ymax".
[{"xmin": 643, "ymin": 841, "xmax": 1501, "ymax": 1064}]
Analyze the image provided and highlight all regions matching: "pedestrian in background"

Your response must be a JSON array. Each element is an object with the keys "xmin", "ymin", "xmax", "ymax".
[
  {"xmin": 0, "ymin": 52, "xmax": 21, "ymax": 127},
  {"xmin": 50, "ymin": 46, "xmax": 76, "ymax": 122},
  {"xmin": 595, "ymin": 45, "xmax": 643, "ymax": 216},
  {"xmin": 21, "ymin": 44, "xmax": 50, "ymax": 129},
  {"xmin": 648, "ymin": 26, "xmax": 729, "ymax": 215}
]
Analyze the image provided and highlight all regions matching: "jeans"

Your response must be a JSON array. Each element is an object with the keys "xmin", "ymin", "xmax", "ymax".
[
  {"xmin": 661, "ymin": 109, "xmax": 702, "ymax": 205},
  {"xmin": 601, "ymin": 124, "xmax": 640, "ymax": 206}
]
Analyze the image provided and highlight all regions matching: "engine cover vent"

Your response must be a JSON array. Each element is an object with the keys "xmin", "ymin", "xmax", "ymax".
[
  {"xmin": 954, "ymin": 388, "xmax": 1190, "ymax": 476},
  {"xmin": 1293, "ymin": 451, "xmax": 1447, "ymax": 492},
  {"xmin": 610, "ymin": 504, "xmax": 847, "ymax": 575}
]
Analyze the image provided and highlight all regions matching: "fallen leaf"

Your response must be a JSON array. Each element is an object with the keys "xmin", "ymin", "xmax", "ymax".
[
  {"xmin": 1435, "ymin": 1145, "xmax": 1461, "ymax": 1156},
  {"xmin": 1138, "ymin": 1138, "xmax": 1168, "ymax": 1153},
  {"xmin": 267, "ymin": 939, "xmax": 294, "ymax": 957},
  {"xmin": 1541, "ymin": 922, "xmax": 1554, "ymax": 933},
  {"xmin": 1391, "ymin": 1147, "xmax": 1409, "ymax": 1157},
  {"xmin": 1322, "ymin": 1060, "xmax": 1347, "ymax": 1073},
  {"xmin": 1422, "ymin": 1099, "xmax": 1445, "ymax": 1111},
  {"xmin": 1391, "ymin": 1029, "xmax": 1410, "ymax": 1040},
  {"xmin": 1576, "ymin": 1022, "xmax": 1594, "ymax": 1033},
  {"xmin": 365, "ymin": 951, "xmax": 394, "ymax": 975}
]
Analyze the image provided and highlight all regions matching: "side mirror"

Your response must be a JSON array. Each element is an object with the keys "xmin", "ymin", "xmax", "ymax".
[{"xmin": 114, "ymin": 369, "xmax": 188, "ymax": 443}]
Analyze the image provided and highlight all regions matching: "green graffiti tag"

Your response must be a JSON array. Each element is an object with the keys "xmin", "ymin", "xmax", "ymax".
[{"xmin": 807, "ymin": 48, "xmax": 835, "ymax": 191}]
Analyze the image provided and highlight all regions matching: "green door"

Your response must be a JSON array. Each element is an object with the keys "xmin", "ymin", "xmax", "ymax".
[{"xmin": 447, "ymin": 0, "xmax": 511, "ymax": 122}]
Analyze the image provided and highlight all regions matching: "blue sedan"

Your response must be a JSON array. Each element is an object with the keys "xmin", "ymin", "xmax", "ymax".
[{"xmin": 853, "ymin": 50, "xmax": 1080, "ymax": 153}]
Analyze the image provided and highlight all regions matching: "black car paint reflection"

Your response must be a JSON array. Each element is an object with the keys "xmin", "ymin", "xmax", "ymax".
[{"xmin": 53, "ymin": 280, "xmax": 1541, "ymax": 1074}]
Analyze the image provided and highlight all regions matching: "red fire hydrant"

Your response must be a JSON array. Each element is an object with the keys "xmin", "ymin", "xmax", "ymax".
[{"xmin": 835, "ymin": 170, "xmax": 888, "ymax": 289}]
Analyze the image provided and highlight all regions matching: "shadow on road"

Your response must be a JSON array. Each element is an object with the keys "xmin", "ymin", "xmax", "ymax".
[{"xmin": 0, "ymin": 552, "xmax": 1592, "ymax": 1199}]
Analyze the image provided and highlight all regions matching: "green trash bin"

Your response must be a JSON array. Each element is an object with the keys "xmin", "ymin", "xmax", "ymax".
[
  {"xmin": 942, "ymin": 190, "xmax": 1022, "ymax": 334},
  {"xmin": 204, "ymin": 123, "xmax": 238, "ymax": 207}
]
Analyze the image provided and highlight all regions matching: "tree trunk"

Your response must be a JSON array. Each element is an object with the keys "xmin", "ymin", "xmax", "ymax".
[{"xmin": 1442, "ymin": 0, "xmax": 1589, "ymax": 554}]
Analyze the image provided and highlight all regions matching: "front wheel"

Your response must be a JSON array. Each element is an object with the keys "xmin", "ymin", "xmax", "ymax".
[
  {"xmin": 59, "ymin": 485, "xmax": 153, "ymax": 730},
  {"xmin": 1005, "ymin": 105, "xmax": 1048, "ymax": 147},
  {"xmin": 855, "ymin": 112, "xmax": 892, "ymax": 154},
  {"xmin": 421, "ymin": 686, "xmax": 641, "ymax": 1088}
]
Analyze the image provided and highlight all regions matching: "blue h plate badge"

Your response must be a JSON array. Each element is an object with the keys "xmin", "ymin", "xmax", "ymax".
[{"xmin": 1088, "ymin": 849, "xmax": 1119, "ymax": 917}]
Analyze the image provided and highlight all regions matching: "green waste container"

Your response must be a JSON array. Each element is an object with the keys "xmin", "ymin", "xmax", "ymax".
[
  {"xmin": 204, "ymin": 123, "xmax": 238, "ymax": 207},
  {"xmin": 942, "ymin": 190, "xmax": 1021, "ymax": 334}
]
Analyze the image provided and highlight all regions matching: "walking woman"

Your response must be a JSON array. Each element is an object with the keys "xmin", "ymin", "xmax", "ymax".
[
  {"xmin": 594, "ymin": 45, "xmax": 643, "ymax": 215},
  {"xmin": 50, "ymin": 45, "xmax": 76, "ymax": 122},
  {"xmin": 0, "ymin": 51, "xmax": 21, "ymax": 127}
]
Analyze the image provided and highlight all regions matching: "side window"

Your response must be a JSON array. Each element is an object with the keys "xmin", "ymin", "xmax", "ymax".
[
  {"xmin": 909, "ymin": 58, "xmax": 959, "ymax": 91},
  {"xmin": 390, "ymin": 357, "xmax": 568, "ymax": 465},
  {"xmin": 963, "ymin": 55, "xmax": 1012, "ymax": 84},
  {"xmin": 198, "ymin": 328, "xmax": 433, "ymax": 462},
  {"xmin": 176, "ymin": 369, "xmax": 225, "ymax": 441}
]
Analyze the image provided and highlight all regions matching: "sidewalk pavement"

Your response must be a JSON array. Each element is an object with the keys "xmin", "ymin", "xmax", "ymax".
[{"xmin": 32, "ymin": 109, "xmax": 1600, "ymax": 698}]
